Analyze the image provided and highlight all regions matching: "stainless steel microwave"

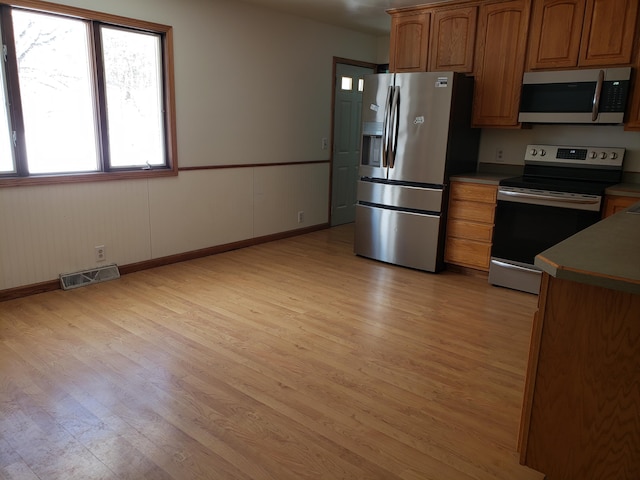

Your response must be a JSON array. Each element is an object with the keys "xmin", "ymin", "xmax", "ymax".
[{"xmin": 518, "ymin": 67, "xmax": 631, "ymax": 124}]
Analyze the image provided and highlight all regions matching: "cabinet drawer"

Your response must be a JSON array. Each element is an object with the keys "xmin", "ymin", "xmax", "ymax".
[
  {"xmin": 447, "ymin": 219, "xmax": 493, "ymax": 242},
  {"xmin": 444, "ymin": 237, "xmax": 492, "ymax": 271},
  {"xmin": 450, "ymin": 182, "xmax": 497, "ymax": 203},
  {"xmin": 448, "ymin": 199, "xmax": 495, "ymax": 223}
]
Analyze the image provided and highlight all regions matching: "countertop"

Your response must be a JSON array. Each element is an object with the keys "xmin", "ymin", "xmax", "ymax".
[
  {"xmin": 605, "ymin": 182, "xmax": 640, "ymax": 197},
  {"xmin": 535, "ymin": 201, "xmax": 640, "ymax": 295},
  {"xmin": 449, "ymin": 173, "xmax": 511, "ymax": 186},
  {"xmin": 452, "ymin": 177, "xmax": 640, "ymax": 194}
]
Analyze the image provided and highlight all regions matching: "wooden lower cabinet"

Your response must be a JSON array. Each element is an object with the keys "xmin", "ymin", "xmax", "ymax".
[
  {"xmin": 626, "ymin": 58, "xmax": 640, "ymax": 130},
  {"xmin": 519, "ymin": 273, "xmax": 640, "ymax": 479},
  {"xmin": 444, "ymin": 181, "xmax": 497, "ymax": 271},
  {"xmin": 603, "ymin": 194, "xmax": 639, "ymax": 217}
]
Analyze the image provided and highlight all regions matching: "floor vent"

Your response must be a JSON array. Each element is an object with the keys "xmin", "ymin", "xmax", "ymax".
[{"xmin": 60, "ymin": 264, "xmax": 120, "ymax": 291}]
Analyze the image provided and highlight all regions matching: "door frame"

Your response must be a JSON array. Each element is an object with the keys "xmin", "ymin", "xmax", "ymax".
[{"xmin": 329, "ymin": 57, "xmax": 379, "ymax": 225}]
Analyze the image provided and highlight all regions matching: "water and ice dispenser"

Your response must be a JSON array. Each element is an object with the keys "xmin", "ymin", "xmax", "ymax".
[{"xmin": 361, "ymin": 122, "xmax": 382, "ymax": 167}]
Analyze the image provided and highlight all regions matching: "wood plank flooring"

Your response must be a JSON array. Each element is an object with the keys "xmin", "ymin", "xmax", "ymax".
[{"xmin": 0, "ymin": 224, "xmax": 543, "ymax": 480}]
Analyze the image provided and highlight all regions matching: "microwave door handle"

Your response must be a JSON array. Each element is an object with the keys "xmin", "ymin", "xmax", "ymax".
[
  {"xmin": 382, "ymin": 86, "xmax": 393, "ymax": 168},
  {"xmin": 592, "ymin": 69, "xmax": 604, "ymax": 122},
  {"xmin": 389, "ymin": 86, "xmax": 400, "ymax": 169}
]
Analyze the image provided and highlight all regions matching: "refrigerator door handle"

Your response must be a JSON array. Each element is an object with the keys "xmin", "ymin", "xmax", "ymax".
[
  {"xmin": 388, "ymin": 86, "xmax": 400, "ymax": 169},
  {"xmin": 382, "ymin": 86, "xmax": 393, "ymax": 168}
]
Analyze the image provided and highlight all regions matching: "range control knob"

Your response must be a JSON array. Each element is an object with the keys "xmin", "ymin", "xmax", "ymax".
[
  {"xmin": 539, "ymin": 149, "xmax": 546, "ymax": 157},
  {"xmin": 610, "ymin": 152, "xmax": 619, "ymax": 160},
  {"xmin": 600, "ymin": 152, "xmax": 608, "ymax": 159},
  {"xmin": 530, "ymin": 148, "xmax": 538, "ymax": 156},
  {"xmin": 590, "ymin": 151, "xmax": 598, "ymax": 159}
]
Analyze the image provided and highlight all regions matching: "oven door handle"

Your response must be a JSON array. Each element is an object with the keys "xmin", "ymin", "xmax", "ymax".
[
  {"xmin": 498, "ymin": 190, "xmax": 600, "ymax": 206},
  {"xmin": 491, "ymin": 259, "xmax": 540, "ymax": 274}
]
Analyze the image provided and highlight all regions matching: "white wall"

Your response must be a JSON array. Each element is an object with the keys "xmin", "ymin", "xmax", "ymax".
[
  {"xmin": 377, "ymin": 36, "xmax": 391, "ymax": 65},
  {"xmin": 479, "ymin": 125, "xmax": 640, "ymax": 172},
  {"xmin": 0, "ymin": 0, "xmax": 380, "ymax": 290}
]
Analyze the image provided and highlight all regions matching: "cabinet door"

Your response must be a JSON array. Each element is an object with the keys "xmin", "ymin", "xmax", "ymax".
[
  {"xmin": 389, "ymin": 12, "xmax": 430, "ymax": 72},
  {"xmin": 579, "ymin": 0, "xmax": 638, "ymax": 66},
  {"xmin": 428, "ymin": 6, "xmax": 477, "ymax": 72},
  {"xmin": 527, "ymin": 0, "xmax": 586, "ymax": 70},
  {"xmin": 472, "ymin": 0, "xmax": 531, "ymax": 127},
  {"xmin": 603, "ymin": 195, "xmax": 639, "ymax": 217},
  {"xmin": 625, "ymin": 68, "xmax": 640, "ymax": 130}
]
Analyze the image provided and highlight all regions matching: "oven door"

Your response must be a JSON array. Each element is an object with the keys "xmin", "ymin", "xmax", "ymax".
[{"xmin": 489, "ymin": 190, "xmax": 601, "ymax": 294}]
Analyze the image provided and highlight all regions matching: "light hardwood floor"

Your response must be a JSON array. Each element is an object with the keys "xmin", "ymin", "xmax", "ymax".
[{"xmin": 0, "ymin": 224, "xmax": 544, "ymax": 480}]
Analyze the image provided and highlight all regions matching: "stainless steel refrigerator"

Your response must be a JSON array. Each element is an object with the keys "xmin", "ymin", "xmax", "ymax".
[{"xmin": 354, "ymin": 72, "xmax": 479, "ymax": 272}]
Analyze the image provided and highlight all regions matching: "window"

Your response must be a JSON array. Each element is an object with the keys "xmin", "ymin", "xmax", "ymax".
[
  {"xmin": 0, "ymin": 1, "xmax": 177, "ymax": 186},
  {"xmin": 341, "ymin": 76, "xmax": 365, "ymax": 92}
]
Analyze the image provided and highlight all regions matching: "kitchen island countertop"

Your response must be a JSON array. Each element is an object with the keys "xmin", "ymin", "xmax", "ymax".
[{"xmin": 535, "ymin": 201, "xmax": 640, "ymax": 295}]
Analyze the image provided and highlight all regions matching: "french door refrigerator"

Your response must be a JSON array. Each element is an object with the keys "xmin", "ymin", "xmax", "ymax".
[{"xmin": 354, "ymin": 71, "xmax": 479, "ymax": 272}]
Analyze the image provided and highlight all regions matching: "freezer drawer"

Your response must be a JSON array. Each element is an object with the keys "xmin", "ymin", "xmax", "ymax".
[
  {"xmin": 357, "ymin": 180, "xmax": 443, "ymax": 212},
  {"xmin": 354, "ymin": 204, "xmax": 443, "ymax": 272}
]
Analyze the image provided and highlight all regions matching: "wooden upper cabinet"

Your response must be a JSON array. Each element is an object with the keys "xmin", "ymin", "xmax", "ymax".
[
  {"xmin": 527, "ymin": 0, "xmax": 586, "ymax": 69},
  {"xmin": 428, "ymin": 6, "xmax": 478, "ymax": 72},
  {"xmin": 579, "ymin": 0, "xmax": 639, "ymax": 66},
  {"xmin": 626, "ymin": 67, "xmax": 640, "ymax": 130},
  {"xmin": 389, "ymin": 11, "xmax": 430, "ymax": 72},
  {"xmin": 527, "ymin": 0, "xmax": 639, "ymax": 70},
  {"xmin": 473, "ymin": 0, "xmax": 531, "ymax": 127}
]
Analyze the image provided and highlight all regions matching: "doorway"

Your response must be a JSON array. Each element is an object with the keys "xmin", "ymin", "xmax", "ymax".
[{"xmin": 330, "ymin": 60, "xmax": 376, "ymax": 226}]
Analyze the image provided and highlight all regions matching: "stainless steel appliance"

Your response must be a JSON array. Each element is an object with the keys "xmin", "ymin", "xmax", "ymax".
[
  {"xmin": 519, "ymin": 67, "xmax": 631, "ymax": 124},
  {"xmin": 354, "ymin": 72, "xmax": 479, "ymax": 272},
  {"xmin": 489, "ymin": 144, "xmax": 624, "ymax": 294}
]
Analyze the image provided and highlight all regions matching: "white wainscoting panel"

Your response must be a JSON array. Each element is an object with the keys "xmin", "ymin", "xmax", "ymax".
[
  {"xmin": 148, "ymin": 169, "xmax": 254, "ymax": 259},
  {"xmin": 253, "ymin": 163, "xmax": 330, "ymax": 237},
  {"xmin": 0, "ymin": 180, "xmax": 151, "ymax": 290}
]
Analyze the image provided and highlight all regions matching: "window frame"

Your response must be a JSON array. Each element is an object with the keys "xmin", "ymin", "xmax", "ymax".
[{"xmin": 0, "ymin": 0, "xmax": 177, "ymax": 187}]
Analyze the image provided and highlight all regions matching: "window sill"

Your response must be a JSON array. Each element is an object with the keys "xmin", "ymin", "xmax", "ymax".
[{"xmin": 0, "ymin": 167, "xmax": 178, "ymax": 188}]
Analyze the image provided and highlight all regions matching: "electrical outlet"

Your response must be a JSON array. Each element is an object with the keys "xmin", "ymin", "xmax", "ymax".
[
  {"xmin": 321, "ymin": 138, "xmax": 328, "ymax": 150},
  {"xmin": 297, "ymin": 211, "xmax": 304, "ymax": 224},
  {"xmin": 495, "ymin": 148, "xmax": 504, "ymax": 163},
  {"xmin": 95, "ymin": 245, "xmax": 106, "ymax": 262}
]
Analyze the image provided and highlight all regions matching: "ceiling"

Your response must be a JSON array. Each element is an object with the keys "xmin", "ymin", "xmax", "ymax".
[{"xmin": 236, "ymin": 0, "xmax": 439, "ymax": 35}]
